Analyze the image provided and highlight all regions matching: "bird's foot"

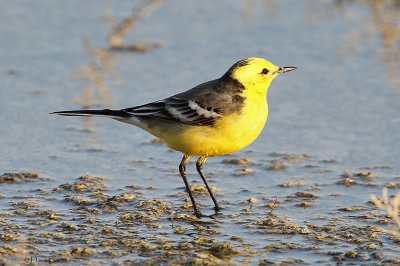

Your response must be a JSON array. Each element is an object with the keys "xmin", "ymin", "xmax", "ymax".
[{"xmin": 193, "ymin": 209, "xmax": 202, "ymax": 218}]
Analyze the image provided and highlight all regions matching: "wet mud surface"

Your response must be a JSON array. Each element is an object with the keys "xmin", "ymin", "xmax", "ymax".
[
  {"xmin": 1, "ymin": 151, "xmax": 399, "ymax": 265},
  {"xmin": 1, "ymin": 0, "xmax": 400, "ymax": 265}
]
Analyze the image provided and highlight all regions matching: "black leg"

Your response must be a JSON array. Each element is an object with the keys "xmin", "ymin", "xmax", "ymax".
[
  {"xmin": 179, "ymin": 155, "xmax": 201, "ymax": 217},
  {"xmin": 196, "ymin": 156, "xmax": 221, "ymax": 212}
]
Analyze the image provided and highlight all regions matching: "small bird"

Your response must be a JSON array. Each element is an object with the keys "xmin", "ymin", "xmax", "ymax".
[{"xmin": 52, "ymin": 58, "xmax": 296, "ymax": 217}]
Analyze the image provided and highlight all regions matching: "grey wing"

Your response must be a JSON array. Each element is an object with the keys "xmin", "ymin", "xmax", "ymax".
[
  {"xmin": 122, "ymin": 96, "xmax": 222, "ymax": 126},
  {"xmin": 123, "ymin": 93, "xmax": 231, "ymax": 126},
  {"xmin": 123, "ymin": 78, "xmax": 243, "ymax": 126}
]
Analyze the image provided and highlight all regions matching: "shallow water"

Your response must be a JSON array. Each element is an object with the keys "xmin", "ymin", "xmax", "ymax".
[{"xmin": 1, "ymin": 0, "xmax": 400, "ymax": 264}]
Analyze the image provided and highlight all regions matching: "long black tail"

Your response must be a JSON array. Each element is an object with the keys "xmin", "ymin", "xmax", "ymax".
[{"xmin": 51, "ymin": 109, "xmax": 131, "ymax": 118}]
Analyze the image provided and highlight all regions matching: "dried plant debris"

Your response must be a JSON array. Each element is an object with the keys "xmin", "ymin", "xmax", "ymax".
[
  {"xmin": 338, "ymin": 177, "xmax": 356, "ymax": 187},
  {"xmin": 0, "ymin": 163, "xmax": 399, "ymax": 265},
  {"xmin": 270, "ymin": 152, "xmax": 312, "ymax": 163},
  {"xmin": 267, "ymin": 153, "xmax": 313, "ymax": 171},
  {"xmin": 222, "ymin": 158, "xmax": 252, "ymax": 165},
  {"xmin": 385, "ymin": 182, "xmax": 400, "ymax": 188},
  {"xmin": 106, "ymin": 0, "xmax": 163, "ymax": 52},
  {"xmin": 268, "ymin": 162, "xmax": 286, "ymax": 170},
  {"xmin": 371, "ymin": 188, "xmax": 400, "ymax": 235},
  {"xmin": 295, "ymin": 202, "xmax": 313, "ymax": 208},
  {"xmin": 59, "ymin": 174, "xmax": 108, "ymax": 193},
  {"xmin": 190, "ymin": 184, "xmax": 218, "ymax": 195},
  {"xmin": 244, "ymin": 198, "xmax": 258, "ymax": 204},
  {"xmin": 323, "ymin": 159, "xmax": 338, "ymax": 163},
  {"xmin": 337, "ymin": 206, "xmax": 367, "ymax": 212},
  {"xmin": 110, "ymin": 42, "xmax": 162, "ymax": 52},
  {"xmin": 338, "ymin": 170, "xmax": 382, "ymax": 187},
  {"xmin": 208, "ymin": 242, "xmax": 240, "ymax": 258},
  {"xmin": 233, "ymin": 168, "xmax": 255, "ymax": 176},
  {"xmin": 356, "ymin": 171, "xmax": 379, "ymax": 179},
  {"xmin": 292, "ymin": 192, "xmax": 319, "ymax": 199},
  {"xmin": 279, "ymin": 180, "xmax": 305, "ymax": 187},
  {"xmin": 0, "ymin": 172, "xmax": 41, "ymax": 183},
  {"xmin": 73, "ymin": 35, "xmax": 118, "ymax": 108}
]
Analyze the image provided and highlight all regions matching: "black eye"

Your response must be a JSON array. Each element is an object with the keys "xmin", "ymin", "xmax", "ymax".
[{"xmin": 261, "ymin": 68, "xmax": 269, "ymax": 75}]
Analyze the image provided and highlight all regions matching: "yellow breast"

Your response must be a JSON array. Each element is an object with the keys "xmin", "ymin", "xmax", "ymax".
[{"xmin": 162, "ymin": 93, "xmax": 268, "ymax": 157}]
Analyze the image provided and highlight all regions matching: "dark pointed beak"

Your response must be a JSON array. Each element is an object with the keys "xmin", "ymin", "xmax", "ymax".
[{"xmin": 276, "ymin": 66, "xmax": 297, "ymax": 74}]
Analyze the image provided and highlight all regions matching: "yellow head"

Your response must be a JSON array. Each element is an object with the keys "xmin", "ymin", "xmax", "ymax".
[{"xmin": 226, "ymin": 57, "xmax": 296, "ymax": 96}]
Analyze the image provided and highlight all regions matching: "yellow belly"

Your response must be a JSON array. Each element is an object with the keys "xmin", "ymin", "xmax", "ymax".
[{"xmin": 158, "ymin": 98, "xmax": 269, "ymax": 157}]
